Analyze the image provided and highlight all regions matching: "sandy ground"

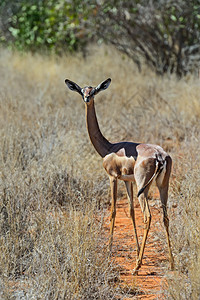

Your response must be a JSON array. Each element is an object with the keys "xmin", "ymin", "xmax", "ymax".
[{"xmin": 104, "ymin": 187, "xmax": 169, "ymax": 299}]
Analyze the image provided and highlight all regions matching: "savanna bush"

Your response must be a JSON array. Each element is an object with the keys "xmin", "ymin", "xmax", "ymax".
[
  {"xmin": 165, "ymin": 136, "xmax": 200, "ymax": 299},
  {"xmin": 0, "ymin": 0, "xmax": 92, "ymax": 53},
  {"xmin": 95, "ymin": 0, "xmax": 200, "ymax": 76},
  {"xmin": 0, "ymin": 127, "xmax": 118, "ymax": 299},
  {"xmin": 1, "ymin": 0, "xmax": 200, "ymax": 76},
  {"xmin": 0, "ymin": 49, "xmax": 120, "ymax": 299},
  {"xmin": 0, "ymin": 46, "xmax": 199, "ymax": 299}
]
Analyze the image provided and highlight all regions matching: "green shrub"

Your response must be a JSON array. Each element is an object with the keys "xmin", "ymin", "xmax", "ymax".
[
  {"xmin": 1, "ymin": 0, "xmax": 200, "ymax": 76},
  {"xmin": 0, "ymin": 0, "xmax": 92, "ymax": 53}
]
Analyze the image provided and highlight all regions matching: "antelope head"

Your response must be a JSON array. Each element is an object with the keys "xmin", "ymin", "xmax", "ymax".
[{"xmin": 65, "ymin": 78, "xmax": 111, "ymax": 104}]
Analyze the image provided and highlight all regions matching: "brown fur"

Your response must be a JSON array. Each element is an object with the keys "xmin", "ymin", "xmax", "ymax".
[{"xmin": 103, "ymin": 151, "xmax": 136, "ymax": 179}]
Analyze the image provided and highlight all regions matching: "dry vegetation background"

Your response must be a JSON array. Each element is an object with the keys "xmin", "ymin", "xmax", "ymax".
[{"xmin": 0, "ymin": 45, "xmax": 200, "ymax": 299}]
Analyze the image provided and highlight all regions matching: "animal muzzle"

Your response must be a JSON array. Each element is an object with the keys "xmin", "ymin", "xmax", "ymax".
[{"xmin": 84, "ymin": 97, "xmax": 90, "ymax": 103}]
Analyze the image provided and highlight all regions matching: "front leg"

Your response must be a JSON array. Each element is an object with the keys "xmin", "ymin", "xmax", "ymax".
[
  {"xmin": 124, "ymin": 181, "xmax": 140, "ymax": 257},
  {"xmin": 108, "ymin": 176, "xmax": 117, "ymax": 252}
]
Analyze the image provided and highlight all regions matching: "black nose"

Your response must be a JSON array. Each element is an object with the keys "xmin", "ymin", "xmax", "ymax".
[{"xmin": 84, "ymin": 97, "xmax": 90, "ymax": 103}]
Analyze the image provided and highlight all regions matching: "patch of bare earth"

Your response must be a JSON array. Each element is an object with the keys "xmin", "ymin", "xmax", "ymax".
[{"xmin": 104, "ymin": 188, "xmax": 169, "ymax": 299}]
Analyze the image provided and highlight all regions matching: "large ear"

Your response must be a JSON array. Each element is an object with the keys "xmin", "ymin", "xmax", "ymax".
[
  {"xmin": 65, "ymin": 79, "xmax": 82, "ymax": 95},
  {"xmin": 94, "ymin": 78, "xmax": 111, "ymax": 95}
]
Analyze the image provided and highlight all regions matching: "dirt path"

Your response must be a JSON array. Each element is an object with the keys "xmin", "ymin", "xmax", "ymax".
[{"xmin": 104, "ymin": 188, "xmax": 168, "ymax": 299}]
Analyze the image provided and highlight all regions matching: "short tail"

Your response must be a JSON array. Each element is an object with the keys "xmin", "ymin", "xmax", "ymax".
[{"xmin": 137, "ymin": 154, "xmax": 165, "ymax": 197}]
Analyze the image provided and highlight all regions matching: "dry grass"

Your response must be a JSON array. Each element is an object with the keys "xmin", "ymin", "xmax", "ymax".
[
  {"xmin": 164, "ymin": 139, "xmax": 200, "ymax": 300},
  {"xmin": 0, "ymin": 45, "xmax": 200, "ymax": 299}
]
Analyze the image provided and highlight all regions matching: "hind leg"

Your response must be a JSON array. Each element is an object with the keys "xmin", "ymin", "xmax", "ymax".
[
  {"xmin": 133, "ymin": 187, "xmax": 151, "ymax": 274},
  {"xmin": 157, "ymin": 185, "xmax": 174, "ymax": 270},
  {"xmin": 156, "ymin": 156, "xmax": 174, "ymax": 270},
  {"xmin": 133, "ymin": 158, "xmax": 156, "ymax": 273}
]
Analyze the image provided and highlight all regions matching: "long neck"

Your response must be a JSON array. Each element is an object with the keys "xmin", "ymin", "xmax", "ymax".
[{"xmin": 85, "ymin": 100, "xmax": 112, "ymax": 157}]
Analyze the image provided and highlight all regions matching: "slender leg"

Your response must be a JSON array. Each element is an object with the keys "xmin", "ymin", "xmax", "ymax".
[
  {"xmin": 108, "ymin": 176, "xmax": 117, "ymax": 251},
  {"xmin": 156, "ymin": 155, "xmax": 174, "ymax": 270},
  {"xmin": 133, "ymin": 157, "xmax": 154, "ymax": 274},
  {"xmin": 125, "ymin": 181, "xmax": 140, "ymax": 257},
  {"xmin": 133, "ymin": 190, "xmax": 151, "ymax": 274},
  {"xmin": 158, "ymin": 185, "xmax": 174, "ymax": 270}
]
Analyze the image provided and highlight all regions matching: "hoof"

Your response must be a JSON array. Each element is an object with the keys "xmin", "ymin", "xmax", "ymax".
[{"xmin": 132, "ymin": 264, "xmax": 141, "ymax": 275}]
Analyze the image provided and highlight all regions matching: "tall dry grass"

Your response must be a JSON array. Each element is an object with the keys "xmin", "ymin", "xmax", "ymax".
[
  {"xmin": 164, "ymin": 138, "xmax": 200, "ymax": 300},
  {"xmin": 0, "ymin": 45, "xmax": 200, "ymax": 299}
]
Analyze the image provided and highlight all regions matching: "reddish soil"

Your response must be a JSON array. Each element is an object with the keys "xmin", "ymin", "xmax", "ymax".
[{"xmin": 104, "ymin": 187, "xmax": 168, "ymax": 299}]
